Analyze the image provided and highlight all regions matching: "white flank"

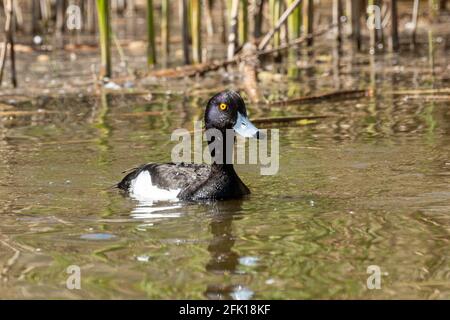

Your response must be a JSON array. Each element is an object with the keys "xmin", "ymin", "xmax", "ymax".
[{"xmin": 129, "ymin": 171, "xmax": 180, "ymax": 201}]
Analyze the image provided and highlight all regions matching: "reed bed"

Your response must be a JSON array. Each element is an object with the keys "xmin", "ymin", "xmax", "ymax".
[{"xmin": 0, "ymin": 0, "xmax": 447, "ymax": 84}]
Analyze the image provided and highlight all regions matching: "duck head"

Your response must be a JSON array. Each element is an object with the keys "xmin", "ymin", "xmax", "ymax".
[{"xmin": 205, "ymin": 90, "xmax": 260, "ymax": 139}]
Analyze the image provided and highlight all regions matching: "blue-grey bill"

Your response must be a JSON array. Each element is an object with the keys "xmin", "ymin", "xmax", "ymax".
[{"xmin": 233, "ymin": 112, "xmax": 260, "ymax": 138}]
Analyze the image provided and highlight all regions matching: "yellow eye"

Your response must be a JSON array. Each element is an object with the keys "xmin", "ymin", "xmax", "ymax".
[{"xmin": 219, "ymin": 103, "xmax": 228, "ymax": 111}]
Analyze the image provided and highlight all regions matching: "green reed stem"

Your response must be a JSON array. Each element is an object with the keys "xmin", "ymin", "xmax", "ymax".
[
  {"xmin": 428, "ymin": 29, "xmax": 435, "ymax": 74},
  {"xmin": 146, "ymin": 0, "xmax": 156, "ymax": 66},
  {"xmin": 304, "ymin": 0, "xmax": 314, "ymax": 46},
  {"xmin": 179, "ymin": 0, "xmax": 190, "ymax": 64},
  {"xmin": 389, "ymin": 0, "xmax": 399, "ymax": 51},
  {"xmin": 96, "ymin": 0, "xmax": 111, "ymax": 78},
  {"xmin": 239, "ymin": 0, "xmax": 248, "ymax": 44},
  {"xmin": 287, "ymin": 0, "xmax": 301, "ymax": 78},
  {"xmin": 269, "ymin": 0, "xmax": 282, "ymax": 48},
  {"xmin": 253, "ymin": 0, "xmax": 264, "ymax": 38},
  {"xmin": 350, "ymin": 0, "xmax": 360, "ymax": 50},
  {"xmin": 190, "ymin": 0, "xmax": 202, "ymax": 63},
  {"xmin": 287, "ymin": 0, "xmax": 302, "ymax": 42},
  {"xmin": 161, "ymin": 0, "xmax": 170, "ymax": 58}
]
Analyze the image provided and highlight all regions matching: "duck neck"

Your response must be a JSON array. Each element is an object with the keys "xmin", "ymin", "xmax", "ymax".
[
  {"xmin": 210, "ymin": 163, "xmax": 235, "ymax": 175},
  {"xmin": 207, "ymin": 128, "xmax": 236, "ymax": 173}
]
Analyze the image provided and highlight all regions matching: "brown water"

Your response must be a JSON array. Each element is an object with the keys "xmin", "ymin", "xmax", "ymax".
[{"xmin": 1, "ymin": 45, "xmax": 449, "ymax": 299}]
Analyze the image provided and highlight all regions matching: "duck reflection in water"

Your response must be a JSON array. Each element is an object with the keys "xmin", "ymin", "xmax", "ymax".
[{"xmin": 203, "ymin": 200, "xmax": 254, "ymax": 300}]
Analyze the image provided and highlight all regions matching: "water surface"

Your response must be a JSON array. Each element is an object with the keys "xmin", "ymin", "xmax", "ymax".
[{"xmin": 0, "ymin": 48, "xmax": 449, "ymax": 299}]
